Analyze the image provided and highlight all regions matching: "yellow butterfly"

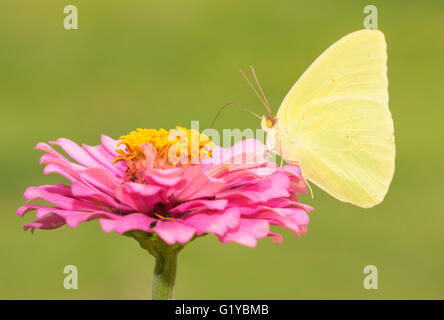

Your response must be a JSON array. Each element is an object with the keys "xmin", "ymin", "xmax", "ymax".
[{"xmin": 243, "ymin": 30, "xmax": 395, "ymax": 208}]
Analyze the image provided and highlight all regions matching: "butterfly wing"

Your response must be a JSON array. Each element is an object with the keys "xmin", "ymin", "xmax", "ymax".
[{"xmin": 276, "ymin": 30, "xmax": 395, "ymax": 208}]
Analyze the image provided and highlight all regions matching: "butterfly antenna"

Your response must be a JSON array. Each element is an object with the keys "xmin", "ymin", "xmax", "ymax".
[
  {"xmin": 240, "ymin": 69, "xmax": 270, "ymax": 115},
  {"xmin": 210, "ymin": 101, "xmax": 261, "ymax": 128},
  {"xmin": 249, "ymin": 66, "xmax": 272, "ymax": 116}
]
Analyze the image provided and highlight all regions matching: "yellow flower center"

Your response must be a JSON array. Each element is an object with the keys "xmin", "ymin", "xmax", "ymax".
[{"xmin": 114, "ymin": 127, "xmax": 214, "ymax": 181}]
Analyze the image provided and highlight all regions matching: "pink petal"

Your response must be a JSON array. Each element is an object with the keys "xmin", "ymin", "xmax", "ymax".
[
  {"xmin": 210, "ymin": 139, "xmax": 268, "ymax": 167},
  {"xmin": 218, "ymin": 171, "xmax": 290, "ymax": 203},
  {"xmin": 114, "ymin": 182, "xmax": 163, "ymax": 212},
  {"xmin": 174, "ymin": 166, "xmax": 225, "ymax": 200},
  {"xmin": 250, "ymin": 207, "xmax": 310, "ymax": 235},
  {"xmin": 71, "ymin": 181, "xmax": 132, "ymax": 212},
  {"xmin": 99, "ymin": 213, "xmax": 156, "ymax": 234},
  {"xmin": 23, "ymin": 185, "xmax": 100, "ymax": 211},
  {"xmin": 78, "ymin": 167, "xmax": 119, "ymax": 195},
  {"xmin": 281, "ymin": 164, "xmax": 302, "ymax": 177},
  {"xmin": 24, "ymin": 214, "xmax": 66, "ymax": 232},
  {"xmin": 219, "ymin": 219, "xmax": 270, "ymax": 247},
  {"xmin": 82, "ymin": 144, "xmax": 124, "ymax": 178},
  {"xmin": 17, "ymin": 204, "xmax": 55, "ymax": 217},
  {"xmin": 153, "ymin": 220, "xmax": 196, "ymax": 245},
  {"xmin": 182, "ymin": 207, "xmax": 240, "ymax": 236},
  {"xmin": 50, "ymin": 139, "xmax": 100, "ymax": 167},
  {"xmin": 20, "ymin": 205, "xmax": 119, "ymax": 230},
  {"xmin": 170, "ymin": 199, "xmax": 228, "ymax": 213},
  {"xmin": 268, "ymin": 232, "xmax": 284, "ymax": 244},
  {"xmin": 145, "ymin": 168, "xmax": 187, "ymax": 188},
  {"xmin": 101, "ymin": 135, "xmax": 122, "ymax": 157}
]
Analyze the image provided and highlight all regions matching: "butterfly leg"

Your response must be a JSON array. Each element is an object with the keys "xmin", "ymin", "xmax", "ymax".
[
  {"xmin": 298, "ymin": 160, "xmax": 314, "ymax": 199},
  {"xmin": 277, "ymin": 134, "xmax": 314, "ymax": 198},
  {"xmin": 278, "ymin": 138, "xmax": 284, "ymax": 170}
]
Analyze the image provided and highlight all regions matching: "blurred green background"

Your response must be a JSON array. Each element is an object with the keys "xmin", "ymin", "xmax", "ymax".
[{"xmin": 1, "ymin": 0, "xmax": 443, "ymax": 299}]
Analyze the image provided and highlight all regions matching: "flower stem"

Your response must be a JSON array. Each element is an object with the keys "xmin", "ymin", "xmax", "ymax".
[
  {"xmin": 126, "ymin": 231, "xmax": 204, "ymax": 299},
  {"xmin": 152, "ymin": 249, "xmax": 179, "ymax": 300},
  {"xmin": 125, "ymin": 230, "xmax": 185, "ymax": 300}
]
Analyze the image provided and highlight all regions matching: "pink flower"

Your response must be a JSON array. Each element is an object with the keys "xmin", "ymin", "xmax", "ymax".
[{"xmin": 17, "ymin": 128, "xmax": 312, "ymax": 247}]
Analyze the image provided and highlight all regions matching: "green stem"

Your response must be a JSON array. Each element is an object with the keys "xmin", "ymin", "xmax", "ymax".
[
  {"xmin": 152, "ymin": 249, "xmax": 179, "ymax": 300},
  {"xmin": 125, "ymin": 230, "xmax": 185, "ymax": 300}
]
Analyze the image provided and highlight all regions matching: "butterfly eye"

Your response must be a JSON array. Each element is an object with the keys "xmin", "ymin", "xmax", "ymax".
[{"xmin": 266, "ymin": 116, "xmax": 276, "ymax": 128}]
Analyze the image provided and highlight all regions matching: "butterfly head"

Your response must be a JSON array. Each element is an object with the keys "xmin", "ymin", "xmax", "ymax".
[{"xmin": 261, "ymin": 115, "xmax": 277, "ymax": 132}]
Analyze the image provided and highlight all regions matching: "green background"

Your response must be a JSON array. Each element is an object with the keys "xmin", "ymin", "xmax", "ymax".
[{"xmin": 1, "ymin": 0, "xmax": 443, "ymax": 299}]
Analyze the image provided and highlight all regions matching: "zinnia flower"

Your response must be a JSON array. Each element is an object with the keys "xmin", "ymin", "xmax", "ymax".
[{"xmin": 17, "ymin": 127, "xmax": 313, "ymax": 299}]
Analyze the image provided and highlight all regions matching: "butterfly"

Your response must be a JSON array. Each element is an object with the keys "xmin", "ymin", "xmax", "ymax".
[{"xmin": 236, "ymin": 30, "xmax": 395, "ymax": 208}]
